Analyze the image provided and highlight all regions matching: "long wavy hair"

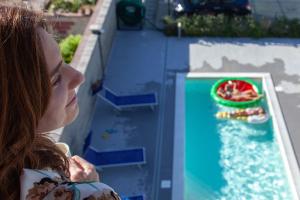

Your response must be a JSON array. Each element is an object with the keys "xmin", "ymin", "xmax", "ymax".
[{"xmin": 0, "ymin": 4, "xmax": 69, "ymax": 199}]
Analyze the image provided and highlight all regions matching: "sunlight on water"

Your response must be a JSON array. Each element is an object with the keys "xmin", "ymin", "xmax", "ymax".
[{"xmin": 217, "ymin": 121, "xmax": 292, "ymax": 200}]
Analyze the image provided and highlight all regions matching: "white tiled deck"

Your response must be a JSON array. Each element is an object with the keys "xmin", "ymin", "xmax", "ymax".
[{"xmin": 87, "ymin": 30, "xmax": 300, "ymax": 199}]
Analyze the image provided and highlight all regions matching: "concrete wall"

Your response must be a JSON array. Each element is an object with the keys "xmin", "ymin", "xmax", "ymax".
[{"xmin": 59, "ymin": 0, "xmax": 117, "ymax": 155}]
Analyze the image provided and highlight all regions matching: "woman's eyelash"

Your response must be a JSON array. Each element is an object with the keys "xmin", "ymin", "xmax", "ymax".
[{"xmin": 52, "ymin": 74, "xmax": 61, "ymax": 86}]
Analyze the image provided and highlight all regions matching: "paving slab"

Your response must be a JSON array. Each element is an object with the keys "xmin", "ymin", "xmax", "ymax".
[
  {"xmin": 89, "ymin": 30, "xmax": 300, "ymax": 199},
  {"xmin": 89, "ymin": 30, "xmax": 168, "ymax": 199},
  {"xmin": 251, "ymin": 0, "xmax": 300, "ymax": 19}
]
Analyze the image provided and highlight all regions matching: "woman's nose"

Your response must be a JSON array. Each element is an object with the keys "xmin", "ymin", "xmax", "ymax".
[{"xmin": 68, "ymin": 67, "xmax": 85, "ymax": 90}]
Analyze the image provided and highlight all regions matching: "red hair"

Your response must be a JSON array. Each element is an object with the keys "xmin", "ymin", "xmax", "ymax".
[{"xmin": 0, "ymin": 4, "xmax": 69, "ymax": 199}]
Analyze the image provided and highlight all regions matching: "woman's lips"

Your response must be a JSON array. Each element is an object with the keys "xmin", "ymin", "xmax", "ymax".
[{"xmin": 66, "ymin": 95, "xmax": 77, "ymax": 107}]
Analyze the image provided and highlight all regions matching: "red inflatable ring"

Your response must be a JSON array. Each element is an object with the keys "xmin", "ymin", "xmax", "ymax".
[{"xmin": 211, "ymin": 78, "xmax": 263, "ymax": 108}]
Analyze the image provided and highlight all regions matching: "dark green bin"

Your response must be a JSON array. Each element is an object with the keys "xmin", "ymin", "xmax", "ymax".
[{"xmin": 116, "ymin": 0, "xmax": 145, "ymax": 29}]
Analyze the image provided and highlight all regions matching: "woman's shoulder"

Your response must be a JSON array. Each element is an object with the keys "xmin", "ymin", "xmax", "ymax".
[{"xmin": 21, "ymin": 168, "xmax": 120, "ymax": 200}]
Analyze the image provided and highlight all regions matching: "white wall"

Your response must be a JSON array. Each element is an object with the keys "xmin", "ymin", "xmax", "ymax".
[{"xmin": 59, "ymin": 0, "xmax": 117, "ymax": 155}]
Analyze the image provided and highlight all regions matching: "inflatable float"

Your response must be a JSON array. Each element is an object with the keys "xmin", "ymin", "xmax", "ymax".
[
  {"xmin": 216, "ymin": 107, "xmax": 269, "ymax": 124},
  {"xmin": 211, "ymin": 78, "xmax": 263, "ymax": 108}
]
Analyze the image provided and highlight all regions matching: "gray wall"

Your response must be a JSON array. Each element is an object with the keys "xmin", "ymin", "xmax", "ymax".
[{"xmin": 59, "ymin": 0, "xmax": 117, "ymax": 155}]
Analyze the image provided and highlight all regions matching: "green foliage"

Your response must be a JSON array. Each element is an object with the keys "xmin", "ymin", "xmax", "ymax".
[
  {"xmin": 59, "ymin": 34, "xmax": 82, "ymax": 63},
  {"xmin": 163, "ymin": 14, "xmax": 300, "ymax": 38},
  {"xmin": 49, "ymin": 0, "xmax": 97, "ymax": 13},
  {"xmin": 163, "ymin": 16, "xmax": 177, "ymax": 36},
  {"xmin": 49, "ymin": 0, "xmax": 80, "ymax": 12},
  {"xmin": 81, "ymin": 0, "xmax": 97, "ymax": 4}
]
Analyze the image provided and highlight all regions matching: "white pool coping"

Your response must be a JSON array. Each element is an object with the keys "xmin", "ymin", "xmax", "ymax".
[{"xmin": 172, "ymin": 72, "xmax": 300, "ymax": 200}]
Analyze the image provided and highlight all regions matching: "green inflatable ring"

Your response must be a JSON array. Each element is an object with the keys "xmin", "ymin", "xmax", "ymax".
[{"xmin": 211, "ymin": 78, "xmax": 262, "ymax": 108}]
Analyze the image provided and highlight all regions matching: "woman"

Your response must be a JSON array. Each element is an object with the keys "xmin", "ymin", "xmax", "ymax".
[
  {"xmin": 0, "ymin": 4, "xmax": 120, "ymax": 199},
  {"xmin": 217, "ymin": 81, "xmax": 262, "ymax": 101}
]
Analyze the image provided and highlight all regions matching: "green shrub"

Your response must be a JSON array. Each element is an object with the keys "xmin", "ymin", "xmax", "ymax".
[
  {"xmin": 59, "ymin": 34, "xmax": 82, "ymax": 63},
  {"xmin": 163, "ymin": 14, "xmax": 300, "ymax": 38},
  {"xmin": 163, "ymin": 16, "xmax": 177, "ymax": 36},
  {"xmin": 81, "ymin": 0, "xmax": 97, "ymax": 4},
  {"xmin": 49, "ymin": 0, "xmax": 81, "ymax": 12},
  {"xmin": 48, "ymin": 0, "xmax": 97, "ymax": 13}
]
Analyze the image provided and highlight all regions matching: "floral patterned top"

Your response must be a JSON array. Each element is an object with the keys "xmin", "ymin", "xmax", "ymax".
[{"xmin": 20, "ymin": 168, "xmax": 120, "ymax": 200}]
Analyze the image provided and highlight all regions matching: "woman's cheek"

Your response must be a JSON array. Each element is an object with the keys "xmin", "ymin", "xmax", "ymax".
[{"xmin": 53, "ymin": 85, "xmax": 69, "ymax": 107}]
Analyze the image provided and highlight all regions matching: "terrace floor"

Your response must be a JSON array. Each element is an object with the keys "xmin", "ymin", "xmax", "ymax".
[
  {"xmin": 251, "ymin": 0, "xmax": 300, "ymax": 19},
  {"xmin": 87, "ymin": 30, "xmax": 300, "ymax": 199}
]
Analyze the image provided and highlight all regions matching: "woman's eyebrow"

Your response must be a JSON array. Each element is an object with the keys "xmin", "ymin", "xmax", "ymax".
[{"xmin": 50, "ymin": 60, "xmax": 63, "ymax": 77}]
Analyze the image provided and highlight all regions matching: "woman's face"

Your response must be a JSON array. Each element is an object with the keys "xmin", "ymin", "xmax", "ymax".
[{"xmin": 36, "ymin": 28, "xmax": 84, "ymax": 133}]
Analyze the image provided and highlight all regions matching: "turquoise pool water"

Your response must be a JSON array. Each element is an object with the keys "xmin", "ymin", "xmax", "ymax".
[{"xmin": 185, "ymin": 78, "xmax": 293, "ymax": 200}]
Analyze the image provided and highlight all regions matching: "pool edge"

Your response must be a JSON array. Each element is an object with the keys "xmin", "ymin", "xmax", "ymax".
[
  {"xmin": 172, "ymin": 73, "xmax": 185, "ymax": 200},
  {"xmin": 172, "ymin": 72, "xmax": 300, "ymax": 200}
]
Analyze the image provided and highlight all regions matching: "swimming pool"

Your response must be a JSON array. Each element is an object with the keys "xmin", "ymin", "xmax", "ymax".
[{"xmin": 173, "ymin": 73, "xmax": 300, "ymax": 200}]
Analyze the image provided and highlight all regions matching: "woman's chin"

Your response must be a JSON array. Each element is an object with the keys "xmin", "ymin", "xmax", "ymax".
[
  {"xmin": 37, "ymin": 104, "xmax": 80, "ymax": 133},
  {"xmin": 64, "ymin": 106, "xmax": 79, "ymax": 125}
]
